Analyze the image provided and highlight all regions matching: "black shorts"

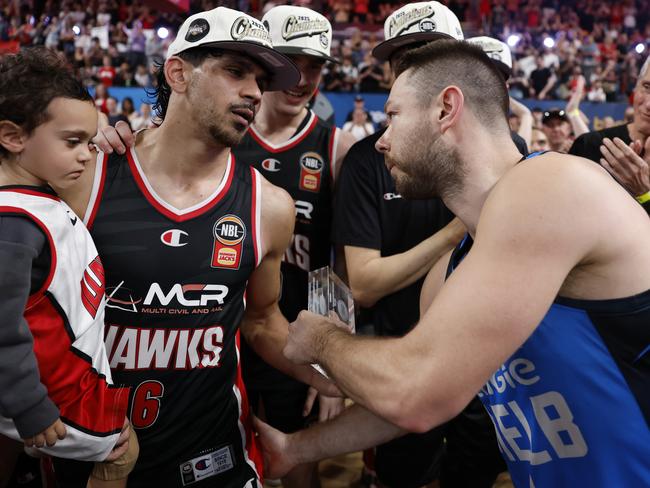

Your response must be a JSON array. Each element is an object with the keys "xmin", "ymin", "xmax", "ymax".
[
  {"xmin": 246, "ymin": 375, "xmax": 314, "ymax": 433},
  {"xmin": 374, "ymin": 426, "xmax": 445, "ymax": 488},
  {"xmin": 440, "ymin": 396, "xmax": 506, "ymax": 488}
]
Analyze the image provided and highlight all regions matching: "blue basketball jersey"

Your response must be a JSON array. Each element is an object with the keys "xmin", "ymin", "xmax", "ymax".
[{"xmin": 447, "ymin": 234, "xmax": 650, "ymax": 487}]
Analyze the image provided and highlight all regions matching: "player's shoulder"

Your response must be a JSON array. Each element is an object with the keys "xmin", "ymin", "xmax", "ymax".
[
  {"xmin": 255, "ymin": 170, "xmax": 294, "ymax": 221},
  {"xmin": 483, "ymin": 151, "xmax": 614, "ymax": 225}
]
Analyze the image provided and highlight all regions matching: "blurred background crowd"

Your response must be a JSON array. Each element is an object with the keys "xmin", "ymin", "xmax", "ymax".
[{"xmin": 0, "ymin": 0, "xmax": 648, "ymax": 132}]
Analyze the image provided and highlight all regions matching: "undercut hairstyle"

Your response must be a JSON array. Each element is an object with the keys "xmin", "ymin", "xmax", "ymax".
[
  {"xmin": 640, "ymin": 56, "xmax": 649, "ymax": 78},
  {"xmin": 151, "ymin": 47, "xmax": 226, "ymax": 122},
  {"xmin": 395, "ymin": 40, "xmax": 510, "ymax": 133},
  {"xmin": 0, "ymin": 47, "xmax": 93, "ymax": 157}
]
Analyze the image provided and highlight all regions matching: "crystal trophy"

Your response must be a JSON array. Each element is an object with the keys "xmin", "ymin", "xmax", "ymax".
[{"xmin": 307, "ymin": 266, "xmax": 355, "ymax": 376}]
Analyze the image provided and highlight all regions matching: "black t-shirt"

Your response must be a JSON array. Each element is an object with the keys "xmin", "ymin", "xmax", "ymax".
[
  {"xmin": 569, "ymin": 124, "xmax": 650, "ymax": 215},
  {"xmin": 530, "ymin": 67, "xmax": 553, "ymax": 94},
  {"xmin": 332, "ymin": 129, "xmax": 454, "ymax": 336},
  {"xmin": 569, "ymin": 123, "xmax": 631, "ymax": 163}
]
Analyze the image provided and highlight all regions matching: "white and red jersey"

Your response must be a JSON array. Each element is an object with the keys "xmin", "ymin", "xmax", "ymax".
[{"xmin": 0, "ymin": 187, "xmax": 129, "ymax": 462}]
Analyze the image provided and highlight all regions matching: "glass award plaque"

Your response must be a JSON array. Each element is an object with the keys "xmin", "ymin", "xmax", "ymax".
[{"xmin": 307, "ymin": 266, "xmax": 355, "ymax": 376}]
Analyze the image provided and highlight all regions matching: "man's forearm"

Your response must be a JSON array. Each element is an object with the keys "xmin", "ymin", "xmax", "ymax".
[
  {"xmin": 348, "ymin": 221, "xmax": 462, "ymax": 307},
  {"xmin": 291, "ymin": 404, "xmax": 405, "ymax": 464}
]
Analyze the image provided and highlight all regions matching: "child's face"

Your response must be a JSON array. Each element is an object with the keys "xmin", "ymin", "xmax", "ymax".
[{"xmin": 19, "ymin": 97, "xmax": 97, "ymax": 189}]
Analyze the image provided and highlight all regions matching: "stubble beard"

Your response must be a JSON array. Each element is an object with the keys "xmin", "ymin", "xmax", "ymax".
[{"xmin": 389, "ymin": 128, "xmax": 466, "ymax": 201}]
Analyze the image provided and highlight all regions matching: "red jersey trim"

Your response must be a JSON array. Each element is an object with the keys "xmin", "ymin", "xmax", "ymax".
[
  {"xmin": 126, "ymin": 147, "xmax": 235, "ymax": 223},
  {"xmin": 84, "ymin": 152, "xmax": 108, "ymax": 230},
  {"xmin": 26, "ymin": 294, "xmax": 128, "ymax": 435},
  {"xmin": 0, "ymin": 206, "xmax": 57, "ymax": 309},
  {"xmin": 250, "ymin": 168, "xmax": 262, "ymax": 267},
  {"xmin": 248, "ymin": 112, "xmax": 318, "ymax": 153},
  {"xmin": 234, "ymin": 331, "xmax": 263, "ymax": 482},
  {"xmin": 0, "ymin": 188, "xmax": 60, "ymax": 201}
]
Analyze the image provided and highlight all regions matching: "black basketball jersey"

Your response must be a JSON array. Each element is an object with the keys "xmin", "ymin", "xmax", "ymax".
[
  {"xmin": 234, "ymin": 110, "xmax": 338, "ymax": 322},
  {"xmin": 85, "ymin": 149, "xmax": 263, "ymax": 488}
]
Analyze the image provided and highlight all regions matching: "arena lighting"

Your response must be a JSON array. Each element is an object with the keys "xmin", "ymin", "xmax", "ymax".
[
  {"xmin": 157, "ymin": 27, "xmax": 170, "ymax": 39},
  {"xmin": 507, "ymin": 34, "xmax": 521, "ymax": 47},
  {"xmin": 636, "ymin": 43, "xmax": 646, "ymax": 54},
  {"xmin": 543, "ymin": 37, "xmax": 555, "ymax": 48},
  {"xmin": 72, "ymin": 25, "xmax": 81, "ymax": 35}
]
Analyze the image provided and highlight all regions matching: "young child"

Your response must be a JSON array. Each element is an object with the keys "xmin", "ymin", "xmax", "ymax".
[{"xmin": 0, "ymin": 47, "xmax": 136, "ymax": 487}]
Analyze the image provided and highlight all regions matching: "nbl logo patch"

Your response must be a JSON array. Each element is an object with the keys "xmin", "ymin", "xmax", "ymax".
[
  {"xmin": 211, "ymin": 215, "xmax": 246, "ymax": 269},
  {"xmin": 298, "ymin": 152, "xmax": 324, "ymax": 192}
]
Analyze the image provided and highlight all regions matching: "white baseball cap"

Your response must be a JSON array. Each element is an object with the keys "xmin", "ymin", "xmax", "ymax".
[
  {"xmin": 166, "ymin": 7, "xmax": 300, "ymax": 91},
  {"xmin": 467, "ymin": 36, "xmax": 513, "ymax": 79},
  {"xmin": 372, "ymin": 1, "xmax": 464, "ymax": 62},
  {"xmin": 262, "ymin": 6, "xmax": 338, "ymax": 63}
]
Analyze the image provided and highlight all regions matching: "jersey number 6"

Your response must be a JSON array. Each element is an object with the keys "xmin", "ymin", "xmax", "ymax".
[{"xmin": 130, "ymin": 380, "xmax": 164, "ymax": 429}]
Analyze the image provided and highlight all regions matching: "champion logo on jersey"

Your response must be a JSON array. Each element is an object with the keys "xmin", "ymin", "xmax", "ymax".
[
  {"xmin": 211, "ymin": 215, "xmax": 246, "ymax": 269},
  {"xmin": 261, "ymin": 158, "xmax": 281, "ymax": 172},
  {"xmin": 383, "ymin": 192, "xmax": 402, "ymax": 200},
  {"xmin": 161, "ymin": 229, "xmax": 189, "ymax": 247},
  {"xmin": 299, "ymin": 151, "xmax": 324, "ymax": 192}
]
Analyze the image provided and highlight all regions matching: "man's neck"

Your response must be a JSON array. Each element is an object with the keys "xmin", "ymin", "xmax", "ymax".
[
  {"xmin": 443, "ymin": 133, "xmax": 523, "ymax": 238},
  {"xmin": 628, "ymin": 122, "xmax": 648, "ymax": 143},
  {"xmin": 253, "ymin": 105, "xmax": 310, "ymax": 144},
  {"xmin": 137, "ymin": 116, "xmax": 231, "ymax": 185}
]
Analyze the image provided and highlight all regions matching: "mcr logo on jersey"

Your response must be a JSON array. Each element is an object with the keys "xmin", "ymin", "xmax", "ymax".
[
  {"xmin": 299, "ymin": 152, "xmax": 324, "ymax": 192},
  {"xmin": 211, "ymin": 215, "xmax": 246, "ymax": 269}
]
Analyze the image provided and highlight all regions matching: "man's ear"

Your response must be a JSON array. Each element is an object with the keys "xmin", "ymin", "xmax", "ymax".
[
  {"xmin": 164, "ymin": 57, "xmax": 191, "ymax": 94},
  {"xmin": 434, "ymin": 86, "xmax": 464, "ymax": 135},
  {"xmin": 0, "ymin": 121, "xmax": 27, "ymax": 155}
]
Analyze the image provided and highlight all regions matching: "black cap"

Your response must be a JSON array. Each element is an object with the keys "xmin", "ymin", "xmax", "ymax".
[{"xmin": 542, "ymin": 109, "xmax": 568, "ymax": 125}]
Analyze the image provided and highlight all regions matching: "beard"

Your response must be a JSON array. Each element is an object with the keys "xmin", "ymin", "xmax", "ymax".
[{"xmin": 386, "ymin": 125, "xmax": 466, "ymax": 201}]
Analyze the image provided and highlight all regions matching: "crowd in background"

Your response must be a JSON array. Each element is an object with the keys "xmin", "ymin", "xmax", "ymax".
[{"xmin": 1, "ymin": 0, "xmax": 648, "ymax": 120}]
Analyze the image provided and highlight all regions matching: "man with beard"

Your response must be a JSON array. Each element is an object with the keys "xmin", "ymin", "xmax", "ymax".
[
  {"xmin": 59, "ymin": 7, "xmax": 336, "ymax": 488},
  {"xmin": 255, "ymin": 40, "xmax": 650, "ymax": 488},
  {"xmin": 331, "ymin": 4, "xmax": 505, "ymax": 487}
]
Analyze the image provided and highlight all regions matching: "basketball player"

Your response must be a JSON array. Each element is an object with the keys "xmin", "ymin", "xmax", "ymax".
[
  {"xmin": 58, "ymin": 7, "xmax": 336, "ymax": 488},
  {"xmin": 235, "ymin": 6, "xmax": 355, "ymax": 488},
  {"xmin": 259, "ymin": 40, "xmax": 650, "ymax": 488},
  {"xmin": 332, "ymin": 4, "xmax": 505, "ymax": 487}
]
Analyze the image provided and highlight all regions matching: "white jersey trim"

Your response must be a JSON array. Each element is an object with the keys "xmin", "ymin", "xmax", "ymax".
[
  {"xmin": 251, "ymin": 168, "xmax": 263, "ymax": 267},
  {"xmin": 83, "ymin": 151, "xmax": 106, "ymax": 225}
]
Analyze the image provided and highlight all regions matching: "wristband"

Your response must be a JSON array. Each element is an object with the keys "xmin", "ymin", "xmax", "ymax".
[
  {"xmin": 568, "ymin": 109, "xmax": 580, "ymax": 117},
  {"xmin": 635, "ymin": 191, "xmax": 650, "ymax": 204}
]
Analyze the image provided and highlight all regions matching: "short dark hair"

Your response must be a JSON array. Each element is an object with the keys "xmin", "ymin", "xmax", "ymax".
[
  {"xmin": 394, "ymin": 40, "xmax": 510, "ymax": 132},
  {"xmin": 0, "ymin": 47, "xmax": 93, "ymax": 157},
  {"xmin": 150, "ymin": 48, "xmax": 226, "ymax": 122}
]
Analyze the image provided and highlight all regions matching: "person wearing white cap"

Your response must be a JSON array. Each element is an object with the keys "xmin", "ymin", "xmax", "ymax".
[
  {"xmin": 234, "ymin": 6, "xmax": 355, "ymax": 487},
  {"xmin": 61, "ymin": 7, "xmax": 338, "ymax": 488},
  {"xmin": 261, "ymin": 39, "xmax": 650, "ymax": 488},
  {"xmin": 467, "ymin": 35, "xmax": 533, "ymax": 152},
  {"xmin": 332, "ymin": 4, "xmax": 505, "ymax": 488}
]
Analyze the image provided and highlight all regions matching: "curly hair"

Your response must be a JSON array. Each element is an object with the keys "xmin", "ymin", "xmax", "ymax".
[{"xmin": 0, "ymin": 46, "xmax": 93, "ymax": 158}]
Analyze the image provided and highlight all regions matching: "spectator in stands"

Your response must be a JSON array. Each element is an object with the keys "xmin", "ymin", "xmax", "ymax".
[
  {"xmin": 588, "ymin": 79, "xmax": 607, "ymax": 102},
  {"xmin": 531, "ymin": 128, "xmax": 551, "ymax": 152},
  {"xmin": 130, "ymin": 103, "xmax": 153, "ymax": 132},
  {"xmin": 97, "ymin": 54, "xmax": 117, "ymax": 87},
  {"xmin": 530, "ymin": 55, "xmax": 557, "ymax": 100},
  {"xmin": 542, "ymin": 109, "xmax": 573, "ymax": 152},
  {"xmin": 570, "ymin": 56, "xmax": 650, "ymax": 215},
  {"xmin": 134, "ymin": 64, "xmax": 150, "ymax": 87},
  {"xmin": 342, "ymin": 108, "xmax": 375, "ymax": 141},
  {"xmin": 106, "ymin": 96, "xmax": 130, "ymax": 127}
]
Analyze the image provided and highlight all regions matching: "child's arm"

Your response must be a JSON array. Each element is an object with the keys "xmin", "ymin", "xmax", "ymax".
[{"xmin": 0, "ymin": 216, "xmax": 65, "ymax": 444}]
